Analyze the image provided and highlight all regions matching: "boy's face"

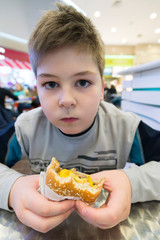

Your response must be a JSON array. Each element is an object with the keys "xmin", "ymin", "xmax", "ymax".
[{"xmin": 37, "ymin": 47, "xmax": 104, "ymax": 134}]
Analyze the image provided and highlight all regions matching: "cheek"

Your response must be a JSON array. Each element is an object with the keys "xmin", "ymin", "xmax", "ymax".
[
  {"xmin": 92, "ymin": 87, "xmax": 103, "ymax": 104},
  {"xmin": 37, "ymin": 91, "xmax": 55, "ymax": 115},
  {"xmin": 83, "ymin": 91, "xmax": 101, "ymax": 114},
  {"xmin": 40, "ymin": 101, "xmax": 56, "ymax": 124},
  {"xmin": 40, "ymin": 97, "xmax": 55, "ymax": 111},
  {"xmin": 37, "ymin": 87, "xmax": 53, "ymax": 105}
]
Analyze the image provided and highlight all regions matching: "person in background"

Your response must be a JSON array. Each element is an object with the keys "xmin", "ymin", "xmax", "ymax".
[
  {"xmin": 104, "ymin": 84, "xmax": 121, "ymax": 107},
  {"xmin": 103, "ymin": 83, "xmax": 109, "ymax": 101},
  {"xmin": 0, "ymin": 86, "xmax": 18, "ymax": 109},
  {"xmin": 14, "ymin": 83, "xmax": 26, "ymax": 98},
  {"xmin": 108, "ymin": 84, "xmax": 117, "ymax": 94},
  {"xmin": 0, "ymin": 86, "xmax": 19, "ymax": 121},
  {"xmin": 0, "ymin": 3, "xmax": 160, "ymax": 233},
  {"xmin": 31, "ymin": 86, "xmax": 38, "ymax": 97}
]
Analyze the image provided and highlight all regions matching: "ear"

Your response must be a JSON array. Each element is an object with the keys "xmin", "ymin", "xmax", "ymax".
[{"xmin": 100, "ymin": 78, "xmax": 105, "ymax": 101}]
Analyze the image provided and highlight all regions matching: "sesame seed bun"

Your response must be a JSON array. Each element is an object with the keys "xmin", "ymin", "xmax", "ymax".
[{"xmin": 45, "ymin": 157, "xmax": 105, "ymax": 204}]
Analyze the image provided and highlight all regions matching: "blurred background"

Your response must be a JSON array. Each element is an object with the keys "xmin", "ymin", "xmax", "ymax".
[{"xmin": 0, "ymin": 0, "xmax": 160, "ymax": 129}]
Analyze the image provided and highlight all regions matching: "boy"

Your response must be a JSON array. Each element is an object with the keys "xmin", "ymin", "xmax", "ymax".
[{"xmin": 0, "ymin": 4, "xmax": 160, "ymax": 233}]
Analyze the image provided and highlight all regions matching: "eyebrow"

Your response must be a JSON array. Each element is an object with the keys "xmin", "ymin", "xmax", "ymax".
[
  {"xmin": 37, "ymin": 71, "xmax": 97, "ymax": 78},
  {"xmin": 37, "ymin": 73, "xmax": 57, "ymax": 78},
  {"xmin": 74, "ymin": 71, "xmax": 97, "ymax": 77}
]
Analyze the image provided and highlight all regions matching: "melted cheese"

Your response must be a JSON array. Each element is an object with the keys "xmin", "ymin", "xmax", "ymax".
[{"xmin": 59, "ymin": 169, "xmax": 93, "ymax": 187}]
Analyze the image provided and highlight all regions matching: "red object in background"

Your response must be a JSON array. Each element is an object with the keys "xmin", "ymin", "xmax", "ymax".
[
  {"xmin": 0, "ymin": 47, "xmax": 31, "ymax": 70},
  {"xmin": 4, "ymin": 48, "xmax": 30, "ymax": 62}
]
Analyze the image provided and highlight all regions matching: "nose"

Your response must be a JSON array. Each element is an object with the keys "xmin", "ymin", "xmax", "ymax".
[{"xmin": 59, "ymin": 88, "xmax": 76, "ymax": 108}]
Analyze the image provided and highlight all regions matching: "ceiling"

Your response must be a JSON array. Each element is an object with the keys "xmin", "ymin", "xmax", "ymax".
[
  {"xmin": 73, "ymin": 0, "xmax": 160, "ymax": 45},
  {"xmin": 0, "ymin": 0, "xmax": 160, "ymax": 51}
]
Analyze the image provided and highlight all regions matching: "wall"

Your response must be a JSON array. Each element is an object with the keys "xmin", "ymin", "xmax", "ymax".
[
  {"xmin": 105, "ymin": 44, "xmax": 160, "ymax": 65},
  {"xmin": 134, "ymin": 44, "xmax": 160, "ymax": 65},
  {"xmin": 0, "ymin": 0, "xmax": 58, "ymax": 52},
  {"xmin": 105, "ymin": 45, "xmax": 134, "ymax": 55}
]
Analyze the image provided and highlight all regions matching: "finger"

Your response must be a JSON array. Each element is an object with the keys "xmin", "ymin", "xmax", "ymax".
[
  {"xmin": 12, "ymin": 175, "xmax": 75, "ymax": 218},
  {"xmin": 26, "ymin": 191, "xmax": 75, "ymax": 217},
  {"xmin": 31, "ymin": 174, "xmax": 40, "ymax": 189},
  {"xmin": 19, "ymin": 206, "xmax": 75, "ymax": 233},
  {"xmin": 90, "ymin": 173, "xmax": 113, "ymax": 194},
  {"xmin": 22, "ymin": 175, "xmax": 76, "ymax": 217},
  {"xmin": 76, "ymin": 201, "xmax": 98, "ymax": 227},
  {"xmin": 76, "ymin": 201, "xmax": 104, "ymax": 228},
  {"xmin": 76, "ymin": 198, "xmax": 120, "ymax": 229}
]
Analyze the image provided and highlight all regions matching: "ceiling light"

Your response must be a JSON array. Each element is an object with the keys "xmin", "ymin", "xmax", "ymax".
[
  {"xmin": 155, "ymin": 28, "xmax": 160, "ymax": 34},
  {"xmin": 111, "ymin": 27, "xmax": 117, "ymax": 33},
  {"xmin": 122, "ymin": 38, "xmax": 127, "ymax": 43},
  {"xmin": 150, "ymin": 12, "xmax": 157, "ymax": 19},
  {"xmin": 94, "ymin": 11, "xmax": 101, "ymax": 18}
]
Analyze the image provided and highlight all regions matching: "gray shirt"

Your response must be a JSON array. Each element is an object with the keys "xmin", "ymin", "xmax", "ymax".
[{"xmin": 15, "ymin": 101, "xmax": 140, "ymax": 173}]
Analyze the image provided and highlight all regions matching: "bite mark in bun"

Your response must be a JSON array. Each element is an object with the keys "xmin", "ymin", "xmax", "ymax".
[{"xmin": 45, "ymin": 157, "xmax": 105, "ymax": 204}]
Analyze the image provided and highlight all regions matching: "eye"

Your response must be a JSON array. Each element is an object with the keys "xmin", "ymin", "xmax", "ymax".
[
  {"xmin": 44, "ymin": 82, "xmax": 58, "ymax": 89},
  {"xmin": 76, "ymin": 80, "xmax": 91, "ymax": 88}
]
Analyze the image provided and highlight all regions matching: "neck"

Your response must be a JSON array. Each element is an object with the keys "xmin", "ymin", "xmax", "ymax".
[{"xmin": 59, "ymin": 118, "xmax": 96, "ymax": 137}]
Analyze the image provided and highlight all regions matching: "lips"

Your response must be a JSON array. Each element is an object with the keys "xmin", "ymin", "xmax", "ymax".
[{"xmin": 61, "ymin": 117, "xmax": 78, "ymax": 123}]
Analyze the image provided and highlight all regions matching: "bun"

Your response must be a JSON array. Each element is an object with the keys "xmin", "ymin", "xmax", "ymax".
[{"xmin": 45, "ymin": 157, "xmax": 105, "ymax": 204}]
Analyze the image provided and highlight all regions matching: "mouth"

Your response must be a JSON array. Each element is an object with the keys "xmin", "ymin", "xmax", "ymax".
[{"xmin": 61, "ymin": 117, "xmax": 78, "ymax": 123}]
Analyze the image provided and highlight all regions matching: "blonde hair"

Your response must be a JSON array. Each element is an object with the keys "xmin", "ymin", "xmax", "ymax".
[{"xmin": 28, "ymin": 4, "xmax": 105, "ymax": 78}]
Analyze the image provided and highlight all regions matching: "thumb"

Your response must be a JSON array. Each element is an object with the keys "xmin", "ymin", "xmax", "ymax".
[{"xmin": 28, "ymin": 174, "xmax": 40, "ymax": 189}]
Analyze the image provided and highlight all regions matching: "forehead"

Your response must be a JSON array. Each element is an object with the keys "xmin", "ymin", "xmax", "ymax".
[{"xmin": 37, "ymin": 46, "xmax": 100, "ymax": 76}]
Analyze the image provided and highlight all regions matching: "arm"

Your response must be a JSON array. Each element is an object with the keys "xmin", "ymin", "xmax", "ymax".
[
  {"xmin": 124, "ymin": 161, "xmax": 160, "ymax": 203},
  {"xmin": 5, "ymin": 89, "xmax": 18, "ymax": 101},
  {"xmin": 126, "ymin": 121, "xmax": 160, "ymax": 202},
  {"xmin": 0, "ymin": 122, "xmax": 23, "ymax": 211},
  {"xmin": 0, "ymin": 163, "xmax": 23, "ymax": 211}
]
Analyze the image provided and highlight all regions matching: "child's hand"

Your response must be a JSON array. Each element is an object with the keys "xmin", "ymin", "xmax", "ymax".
[
  {"xmin": 75, "ymin": 170, "xmax": 132, "ymax": 229},
  {"xmin": 9, "ymin": 175, "xmax": 75, "ymax": 233}
]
